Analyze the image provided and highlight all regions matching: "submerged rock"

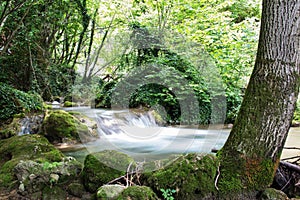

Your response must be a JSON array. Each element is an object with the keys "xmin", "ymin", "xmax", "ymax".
[{"xmin": 81, "ymin": 150, "xmax": 135, "ymax": 193}]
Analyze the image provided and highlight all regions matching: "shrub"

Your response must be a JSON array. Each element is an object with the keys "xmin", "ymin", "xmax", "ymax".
[{"xmin": 0, "ymin": 83, "xmax": 43, "ymax": 121}]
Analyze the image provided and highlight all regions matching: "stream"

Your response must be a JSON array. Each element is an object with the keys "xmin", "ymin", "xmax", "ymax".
[{"xmin": 57, "ymin": 107, "xmax": 300, "ymax": 164}]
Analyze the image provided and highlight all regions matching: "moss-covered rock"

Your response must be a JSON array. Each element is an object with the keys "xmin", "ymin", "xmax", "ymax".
[
  {"xmin": 14, "ymin": 158, "xmax": 82, "ymax": 197},
  {"xmin": 143, "ymin": 154, "xmax": 219, "ymax": 199},
  {"xmin": 67, "ymin": 182, "xmax": 86, "ymax": 198},
  {"xmin": 116, "ymin": 186, "xmax": 159, "ymax": 200},
  {"xmin": 42, "ymin": 185, "xmax": 68, "ymax": 200},
  {"xmin": 42, "ymin": 110, "xmax": 95, "ymax": 143},
  {"xmin": 259, "ymin": 188, "xmax": 289, "ymax": 200},
  {"xmin": 97, "ymin": 184, "xmax": 126, "ymax": 199},
  {"xmin": 0, "ymin": 134, "xmax": 64, "ymax": 189},
  {"xmin": 0, "ymin": 117, "xmax": 20, "ymax": 139},
  {"xmin": 81, "ymin": 150, "xmax": 135, "ymax": 193},
  {"xmin": 63, "ymin": 101, "xmax": 77, "ymax": 107}
]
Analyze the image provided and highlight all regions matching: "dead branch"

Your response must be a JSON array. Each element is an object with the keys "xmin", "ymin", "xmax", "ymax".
[{"xmin": 280, "ymin": 161, "xmax": 300, "ymax": 174}]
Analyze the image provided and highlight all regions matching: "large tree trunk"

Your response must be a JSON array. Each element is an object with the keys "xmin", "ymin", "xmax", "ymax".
[{"xmin": 218, "ymin": 0, "xmax": 300, "ymax": 194}]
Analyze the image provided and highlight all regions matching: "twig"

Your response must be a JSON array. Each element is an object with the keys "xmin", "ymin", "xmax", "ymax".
[
  {"xmin": 281, "ymin": 177, "xmax": 292, "ymax": 191},
  {"xmin": 126, "ymin": 162, "xmax": 133, "ymax": 187},
  {"xmin": 283, "ymin": 147, "xmax": 300, "ymax": 150},
  {"xmin": 215, "ymin": 163, "xmax": 220, "ymax": 191},
  {"xmin": 281, "ymin": 155, "xmax": 300, "ymax": 161},
  {"xmin": 280, "ymin": 161, "xmax": 300, "ymax": 174}
]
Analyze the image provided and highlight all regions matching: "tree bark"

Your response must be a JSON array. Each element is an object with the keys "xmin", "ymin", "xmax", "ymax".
[{"xmin": 218, "ymin": 0, "xmax": 300, "ymax": 194}]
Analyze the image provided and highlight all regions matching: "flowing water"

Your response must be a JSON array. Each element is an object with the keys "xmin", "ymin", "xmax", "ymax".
[{"xmin": 60, "ymin": 107, "xmax": 299, "ymax": 163}]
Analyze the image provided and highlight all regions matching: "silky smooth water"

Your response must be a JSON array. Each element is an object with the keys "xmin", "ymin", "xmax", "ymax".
[{"xmin": 61, "ymin": 107, "xmax": 300, "ymax": 163}]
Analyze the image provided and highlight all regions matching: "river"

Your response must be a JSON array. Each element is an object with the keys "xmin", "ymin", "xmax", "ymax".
[{"xmin": 61, "ymin": 107, "xmax": 300, "ymax": 164}]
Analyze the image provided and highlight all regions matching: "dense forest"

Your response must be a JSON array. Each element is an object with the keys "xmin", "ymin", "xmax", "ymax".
[{"xmin": 0, "ymin": 0, "xmax": 263, "ymax": 124}]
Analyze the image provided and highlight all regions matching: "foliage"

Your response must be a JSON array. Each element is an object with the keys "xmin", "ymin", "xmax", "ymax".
[
  {"xmin": 0, "ymin": 83, "xmax": 43, "ymax": 121},
  {"xmin": 293, "ymin": 99, "xmax": 300, "ymax": 123},
  {"xmin": 160, "ymin": 188, "xmax": 176, "ymax": 200},
  {"xmin": 42, "ymin": 161, "xmax": 62, "ymax": 171}
]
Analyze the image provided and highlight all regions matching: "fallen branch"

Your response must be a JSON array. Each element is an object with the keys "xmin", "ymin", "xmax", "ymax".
[
  {"xmin": 284, "ymin": 147, "xmax": 300, "ymax": 150},
  {"xmin": 281, "ymin": 155, "xmax": 300, "ymax": 162},
  {"xmin": 280, "ymin": 161, "xmax": 300, "ymax": 174}
]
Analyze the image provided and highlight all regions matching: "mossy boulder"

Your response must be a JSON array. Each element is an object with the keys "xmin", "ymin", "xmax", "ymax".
[
  {"xmin": 0, "ymin": 134, "xmax": 64, "ymax": 189},
  {"xmin": 259, "ymin": 188, "xmax": 289, "ymax": 200},
  {"xmin": 42, "ymin": 185, "xmax": 68, "ymax": 200},
  {"xmin": 116, "ymin": 186, "xmax": 159, "ymax": 200},
  {"xmin": 143, "ymin": 154, "xmax": 219, "ymax": 199},
  {"xmin": 42, "ymin": 110, "xmax": 95, "ymax": 144},
  {"xmin": 67, "ymin": 182, "xmax": 86, "ymax": 198},
  {"xmin": 0, "ymin": 117, "xmax": 20, "ymax": 139},
  {"xmin": 81, "ymin": 150, "xmax": 135, "ymax": 193},
  {"xmin": 63, "ymin": 101, "xmax": 76, "ymax": 107},
  {"xmin": 97, "ymin": 184, "xmax": 126, "ymax": 199},
  {"xmin": 14, "ymin": 157, "xmax": 82, "ymax": 196}
]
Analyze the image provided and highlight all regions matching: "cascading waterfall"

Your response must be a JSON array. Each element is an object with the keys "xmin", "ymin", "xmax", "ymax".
[{"xmin": 18, "ymin": 115, "xmax": 44, "ymax": 136}]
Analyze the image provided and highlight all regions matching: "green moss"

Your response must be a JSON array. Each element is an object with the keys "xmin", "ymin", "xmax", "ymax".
[
  {"xmin": 42, "ymin": 185, "xmax": 67, "ymax": 200},
  {"xmin": 0, "ymin": 118, "xmax": 20, "ymax": 139},
  {"xmin": 81, "ymin": 150, "xmax": 135, "ymax": 193},
  {"xmin": 42, "ymin": 110, "xmax": 89, "ymax": 143},
  {"xmin": 67, "ymin": 182, "xmax": 85, "ymax": 198},
  {"xmin": 117, "ymin": 186, "xmax": 159, "ymax": 200},
  {"xmin": 217, "ymin": 149, "xmax": 277, "ymax": 197},
  {"xmin": 144, "ymin": 154, "xmax": 218, "ymax": 199},
  {"xmin": 63, "ymin": 101, "xmax": 76, "ymax": 107},
  {"xmin": 0, "ymin": 135, "xmax": 64, "ymax": 189},
  {"xmin": 97, "ymin": 185, "xmax": 125, "ymax": 199}
]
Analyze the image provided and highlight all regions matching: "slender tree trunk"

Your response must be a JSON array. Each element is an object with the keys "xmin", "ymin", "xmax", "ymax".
[{"xmin": 218, "ymin": 0, "xmax": 300, "ymax": 194}]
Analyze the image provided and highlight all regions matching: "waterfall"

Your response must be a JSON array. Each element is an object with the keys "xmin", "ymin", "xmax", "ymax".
[
  {"xmin": 18, "ymin": 115, "xmax": 44, "ymax": 136},
  {"xmin": 96, "ymin": 110, "xmax": 158, "ymax": 135}
]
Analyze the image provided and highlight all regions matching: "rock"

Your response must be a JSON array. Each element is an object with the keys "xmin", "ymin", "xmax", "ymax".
[
  {"xmin": 63, "ymin": 101, "xmax": 76, "ymax": 107},
  {"xmin": 143, "ymin": 154, "xmax": 219, "ymax": 199},
  {"xmin": 42, "ymin": 185, "xmax": 67, "ymax": 200},
  {"xmin": 0, "ymin": 134, "xmax": 64, "ymax": 189},
  {"xmin": 259, "ymin": 188, "xmax": 289, "ymax": 200},
  {"xmin": 97, "ymin": 184, "xmax": 125, "ymax": 199},
  {"xmin": 13, "ymin": 158, "xmax": 82, "ymax": 196},
  {"xmin": 81, "ymin": 150, "xmax": 135, "ymax": 193},
  {"xmin": 116, "ymin": 186, "xmax": 159, "ymax": 200},
  {"xmin": 0, "ymin": 117, "xmax": 20, "ymax": 139},
  {"xmin": 42, "ymin": 110, "xmax": 96, "ymax": 144},
  {"xmin": 52, "ymin": 101, "xmax": 61, "ymax": 109},
  {"xmin": 67, "ymin": 182, "xmax": 86, "ymax": 198},
  {"xmin": 19, "ymin": 182, "xmax": 25, "ymax": 192}
]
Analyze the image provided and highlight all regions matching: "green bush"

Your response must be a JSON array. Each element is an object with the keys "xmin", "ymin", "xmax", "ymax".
[{"xmin": 0, "ymin": 83, "xmax": 43, "ymax": 121}]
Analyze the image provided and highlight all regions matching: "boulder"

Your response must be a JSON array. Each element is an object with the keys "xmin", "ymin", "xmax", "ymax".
[
  {"xmin": 81, "ymin": 150, "xmax": 135, "ymax": 192},
  {"xmin": 42, "ymin": 185, "xmax": 67, "ymax": 200},
  {"xmin": 143, "ymin": 154, "xmax": 219, "ymax": 200},
  {"xmin": 67, "ymin": 182, "xmax": 86, "ymax": 198},
  {"xmin": 0, "ymin": 134, "xmax": 64, "ymax": 189},
  {"xmin": 116, "ymin": 186, "xmax": 159, "ymax": 200},
  {"xmin": 259, "ymin": 188, "xmax": 289, "ymax": 200},
  {"xmin": 13, "ymin": 157, "xmax": 82, "ymax": 196},
  {"xmin": 42, "ymin": 110, "xmax": 97, "ymax": 144},
  {"xmin": 0, "ymin": 117, "xmax": 20, "ymax": 139},
  {"xmin": 97, "ymin": 184, "xmax": 125, "ymax": 199}
]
